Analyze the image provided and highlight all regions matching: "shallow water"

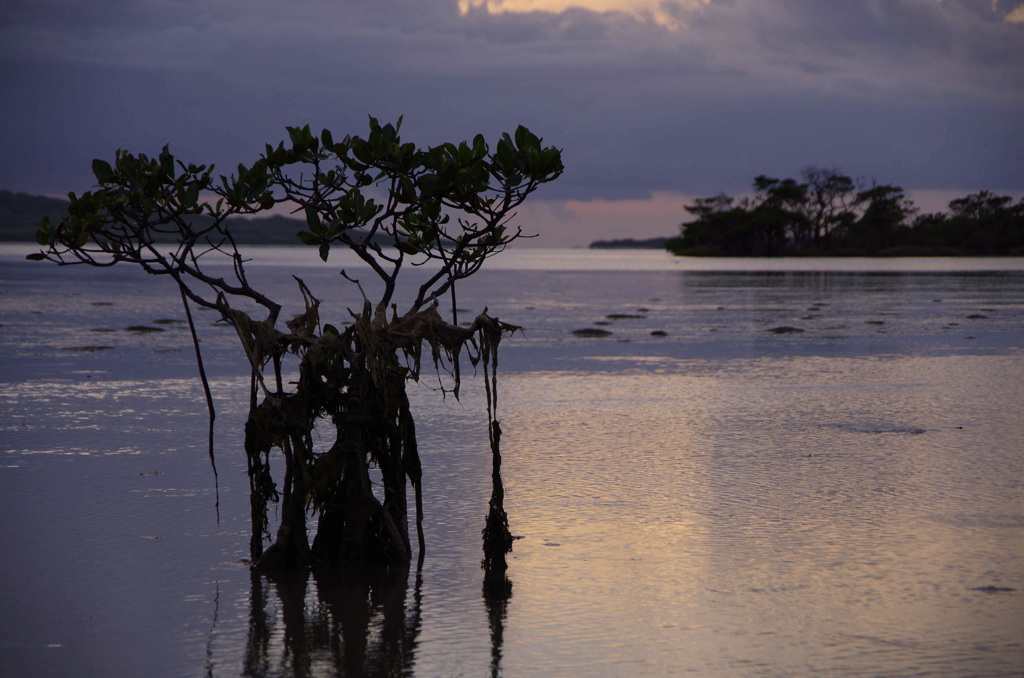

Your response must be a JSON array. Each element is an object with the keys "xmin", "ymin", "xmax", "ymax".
[{"xmin": 1, "ymin": 246, "xmax": 1023, "ymax": 676}]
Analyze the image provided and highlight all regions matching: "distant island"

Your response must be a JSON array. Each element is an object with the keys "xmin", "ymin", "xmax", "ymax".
[
  {"xmin": 589, "ymin": 169, "xmax": 1024, "ymax": 256},
  {"xmin": 589, "ymin": 237, "xmax": 668, "ymax": 249},
  {"xmin": 662, "ymin": 170, "xmax": 1024, "ymax": 257}
]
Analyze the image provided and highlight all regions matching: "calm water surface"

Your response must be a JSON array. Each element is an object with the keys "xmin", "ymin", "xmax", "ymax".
[{"xmin": 1, "ymin": 246, "xmax": 1022, "ymax": 677}]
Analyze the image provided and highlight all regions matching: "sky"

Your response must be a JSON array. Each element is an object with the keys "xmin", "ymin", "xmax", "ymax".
[{"xmin": 2, "ymin": 0, "xmax": 1023, "ymax": 246}]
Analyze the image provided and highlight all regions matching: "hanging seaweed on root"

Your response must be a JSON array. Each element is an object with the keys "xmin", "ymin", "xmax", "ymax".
[
  {"xmin": 472, "ymin": 312, "xmax": 517, "ymax": 598},
  {"xmin": 245, "ymin": 299, "xmax": 523, "ymax": 575}
]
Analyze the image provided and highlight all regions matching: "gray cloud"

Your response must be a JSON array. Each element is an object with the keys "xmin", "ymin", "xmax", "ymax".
[{"xmin": 2, "ymin": 0, "xmax": 1021, "ymax": 207}]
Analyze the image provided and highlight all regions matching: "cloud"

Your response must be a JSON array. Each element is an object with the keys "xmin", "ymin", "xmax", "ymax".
[
  {"xmin": 1, "ymin": 0, "xmax": 1021, "ymax": 234},
  {"xmin": 1006, "ymin": 3, "xmax": 1024, "ymax": 21},
  {"xmin": 457, "ymin": 0, "xmax": 710, "ymax": 30}
]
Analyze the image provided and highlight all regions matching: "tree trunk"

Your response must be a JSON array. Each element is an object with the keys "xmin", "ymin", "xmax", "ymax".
[{"xmin": 310, "ymin": 374, "xmax": 412, "ymax": 567}]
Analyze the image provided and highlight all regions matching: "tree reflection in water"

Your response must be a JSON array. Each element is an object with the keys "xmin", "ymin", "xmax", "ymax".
[
  {"xmin": 243, "ymin": 564, "xmax": 424, "ymax": 677},
  {"xmin": 484, "ymin": 579, "xmax": 511, "ymax": 678},
  {"xmin": 240, "ymin": 565, "xmax": 512, "ymax": 676}
]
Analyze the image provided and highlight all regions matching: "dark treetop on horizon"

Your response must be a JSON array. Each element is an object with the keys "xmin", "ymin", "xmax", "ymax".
[{"xmin": 665, "ymin": 168, "xmax": 1024, "ymax": 257}]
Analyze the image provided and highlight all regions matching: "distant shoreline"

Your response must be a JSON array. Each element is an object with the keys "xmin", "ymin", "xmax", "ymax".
[
  {"xmin": 589, "ymin": 237, "xmax": 669, "ymax": 250},
  {"xmin": 5, "ymin": 190, "xmax": 1021, "ymax": 256},
  {"xmin": 586, "ymin": 236, "xmax": 1021, "ymax": 257}
]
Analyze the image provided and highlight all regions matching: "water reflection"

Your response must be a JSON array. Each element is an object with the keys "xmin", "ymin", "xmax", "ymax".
[
  {"xmin": 5, "ymin": 254, "xmax": 1024, "ymax": 677},
  {"xmin": 243, "ymin": 565, "xmax": 422, "ymax": 677},
  {"xmin": 484, "ymin": 584, "xmax": 510, "ymax": 678},
  {"xmin": 239, "ymin": 563, "xmax": 511, "ymax": 677},
  {"xmin": 495, "ymin": 358, "xmax": 1024, "ymax": 676}
]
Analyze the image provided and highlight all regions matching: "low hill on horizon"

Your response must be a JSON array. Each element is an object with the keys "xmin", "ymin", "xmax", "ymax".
[
  {"xmin": 0, "ymin": 191, "xmax": 71, "ymax": 242},
  {"xmin": 1, "ymin": 190, "xmax": 316, "ymax": 245}
]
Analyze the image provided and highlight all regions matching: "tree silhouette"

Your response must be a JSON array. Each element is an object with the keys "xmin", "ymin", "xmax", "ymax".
[
  {"xmin": 31, "ymin": 118, "xmax": 563, "ymax": 578},
  {"xmin": 666, "ymin": 169, "xmax": 1023, "ymax": 256}
]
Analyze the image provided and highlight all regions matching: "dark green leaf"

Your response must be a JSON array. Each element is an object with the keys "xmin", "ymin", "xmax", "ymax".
[
  {"xmin": 92, "ymin": 159, "xmax": 114, "ymax": 184},
  {"xmin": 305, "ymin": 207, "xmax": 322, "ymax": 233},
  {"xmin": 473, "ymin": 134, "xmax": 487, "ymax": 159},
  {"xmin": 185, "ymin": 183, "xmax": 201, "ymax": 208},
  {"xmin": 515, "ymin": 126, "xmax": 528, "ymax": 150}
]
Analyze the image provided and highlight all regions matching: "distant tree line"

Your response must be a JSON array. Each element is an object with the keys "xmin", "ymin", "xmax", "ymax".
[{"xmin": 665, "ymin": 168, "xmax": 1024, "ymax": 256}]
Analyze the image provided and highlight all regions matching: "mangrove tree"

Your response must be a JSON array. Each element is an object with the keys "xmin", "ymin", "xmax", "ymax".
[{"xmin": 30, "ymin": 118, "xmax": 563, "ymax": 584}]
